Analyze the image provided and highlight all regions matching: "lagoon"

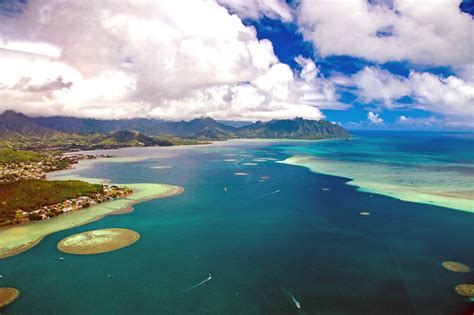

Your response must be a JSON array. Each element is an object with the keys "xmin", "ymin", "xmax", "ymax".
[{"xmin": 0, "ymin": 132, "xmax": 473, "ymax": 314}]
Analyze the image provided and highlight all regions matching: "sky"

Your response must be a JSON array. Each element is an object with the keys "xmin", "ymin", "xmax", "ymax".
[{"xmin": 0, "ymin": 0, "xmax": 473, "ymax": 130}]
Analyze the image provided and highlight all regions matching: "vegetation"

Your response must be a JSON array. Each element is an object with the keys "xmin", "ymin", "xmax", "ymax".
[
  {"xmin": 0, "ymin": 111, "xmax": 349, "ymax": 151},
  {"xmin": 97, "ymin": 131, "xmax": 173, "ymax": 147},
  {"xmin": 0, "ymin": 149, "xmax": 43, "ymax": 164},
  {"xmin": 0, "ymin": 179, "xmax": 102, "ymax": 221},
  {"xmin": 237, "ymin": 118, "xmax": 349, "ymax": 139},
  {"xmin": 0, "ymin": 129, "xmax": 205, "ymax": 151}
]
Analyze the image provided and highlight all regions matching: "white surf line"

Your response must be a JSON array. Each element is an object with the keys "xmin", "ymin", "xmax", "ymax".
[
  {"xmin": 183, "ymin": 273, "xmax": 212, "ymax": 291},
  {"xmin": 224, "ymin": 187, "xmax": 228, "ymax": 192},
  {"xmin": 257, "ymin": 189, "xmax": 281, "ymax": 199},
  {"xmin": 284, "ymin": 289, "xmax": 301, "ymax": 309}
]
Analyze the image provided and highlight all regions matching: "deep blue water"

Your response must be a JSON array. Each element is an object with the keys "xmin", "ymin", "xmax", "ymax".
[{"xmin": 0, "ymin": 132, "xmax": 473, "ymax": 314}]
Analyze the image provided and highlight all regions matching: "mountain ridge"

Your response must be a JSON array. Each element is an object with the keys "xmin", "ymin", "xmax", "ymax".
[{"xmin": 0, "ymin": 111, "xmax": 349, "ymax": 143}]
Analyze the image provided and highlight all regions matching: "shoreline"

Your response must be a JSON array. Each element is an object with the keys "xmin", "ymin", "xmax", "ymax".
[
  {"xmin": 280, "ymin": 155, "xmax": 474, "ymax": 213},
  {"xmin": 0, "ymin": 183, "xmax": 184, "ymax": 259}
]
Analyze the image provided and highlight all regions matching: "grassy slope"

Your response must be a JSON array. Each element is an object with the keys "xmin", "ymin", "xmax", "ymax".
[
  {"xmin": 0, "ymin": 179, "xmax": 102, "ymax": 221},
  {"xmin": 0, "ymin": 149, "xmax": 43, "ymax": 163},
  {"xmin": 0, "ymin": 133, "xmax": 206, "ymax": 150}
]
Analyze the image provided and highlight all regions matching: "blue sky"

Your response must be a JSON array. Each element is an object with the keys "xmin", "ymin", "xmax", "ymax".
[
  {"xmin": 240, "ymin": 2, "xmax": 473, "ymax": 130},
  {"xmin": 0, "ymin": 0, "xmax": 473, "ymax": 130}
]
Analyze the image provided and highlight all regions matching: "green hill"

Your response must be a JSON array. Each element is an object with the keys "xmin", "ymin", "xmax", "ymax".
[
  {"xmin": 0, "ymin": 149, "xmax": 43, "ymax": 164},
  {"xmin": 237, "ymin": 118, "xmax": 349, "ymax": 139},
  {"xmin": 0, "ymin": 110, "xmax": 58, "ymax": 138},
  {"xmin": 97, "ymin": 131, "xmax": 173, "ymax": 147},
  {"xmin": 0, "ymin": 179, "xmax": 102, "ymax": 223}
]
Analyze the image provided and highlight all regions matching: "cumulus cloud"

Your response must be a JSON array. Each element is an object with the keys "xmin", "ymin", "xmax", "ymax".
[
  {"xmin": 351, "ymin": 67, "xmax": 411, "ymax": 108},
  {"xmin": 408, "ymin": 71, "xmax": 474, "ymax": 117},
  {"xmin": 394, "ymin": 115, "xmax": 473, "ymax": 129},
  {"xmin": 297, "ymin": 0, "xmax": 474, "ymax": 67},
  {"xmin": 339, "ymin": 66, "xmax": 474, "ymax": 126},
  {"xmin": 218, "ymin": 0, "xmax": 293, "ymax": 22},
  {"xmin": 0, "ymin": 0, "xmax": 341, "ymax": 120},
  {"xmin": 367, "ymin": 111, "xmax": 383, "ymax": 124},
  {"xmin": 397, "ymin": 115, "xmax": 439, "ymax": 126}
]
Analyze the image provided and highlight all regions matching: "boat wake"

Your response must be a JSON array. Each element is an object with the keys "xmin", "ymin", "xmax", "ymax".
[
  {"xmin": 257, "ymin": 190, "xmax": 281, "ymax": 199},
  {"xmin": 183, "ymin": 273, "xmax": 212, "ymax": 291},
  {"xmin": 283, "ymin": 289, "xmax": 301, "ymax": 309}
]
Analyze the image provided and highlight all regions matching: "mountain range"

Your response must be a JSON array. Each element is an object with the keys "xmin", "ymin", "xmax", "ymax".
[{"xmin": 0, "ymin": 110, "xmax": 349, "ymax": 148}]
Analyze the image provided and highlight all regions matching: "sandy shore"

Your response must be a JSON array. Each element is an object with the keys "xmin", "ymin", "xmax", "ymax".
[
  {"xmin": 281, "ymin": 155, "xmax": 474, "ymax": 213},
  {"xmin": 0, "ymin": 183, "xmax": 184, "ymax": 259},
  {"xmin": 57, "ymin": 228, "xmax": 140, "ymax": 255},
  {"xmin": 0, "ymin": 288, "xmax": 20, "ymax": 307}
]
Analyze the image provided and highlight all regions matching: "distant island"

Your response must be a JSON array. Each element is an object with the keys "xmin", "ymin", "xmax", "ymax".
[{"xmin": 0, "ymin": 110, "xmax": 349, "ymax": 151}]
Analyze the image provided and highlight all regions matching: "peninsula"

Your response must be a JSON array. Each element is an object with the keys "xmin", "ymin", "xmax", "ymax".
[
  {"xmin": 0, "ymin": 148, "xmax": 131, "ymax": 227},
  {"xmin": 0, "ymin": 182, "xmax": 184, "ymax": 259}
]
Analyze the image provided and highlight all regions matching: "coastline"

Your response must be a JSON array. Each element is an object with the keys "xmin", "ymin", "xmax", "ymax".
[
  {"xmin": 280, "ymin": 155, "xmax": 474, "ymax": 213},
  {"xmin": 0, "ymin": 152, "xmax": 184, "ymax": 259},
  {"xmin": 0, "ymin": 183, "xmax": 184, "ymax": 259}
]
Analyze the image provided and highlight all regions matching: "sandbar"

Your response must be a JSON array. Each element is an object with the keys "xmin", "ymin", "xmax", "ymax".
[
  {"xmin": 0, "ymin": 288, "xmax": 19, "ymax": 308},
  {"xmin": 150, "ymin": 165, "xmax": 173, "ymax": 170},
  {"xmin": 442, "ymin": 261, "xmax": 471, "ymax": 273},
  {"xmin": 58, "ymin": 228, "xmax": 140, "ymax": 255},
  {"xmin": 0, "ymin": 183, "xmax": 183, "ymax": 259},
  {"xmin": 280, "ymin": 156, "xmax": 474, "ymax": 213},
  {"xmin": 454, "ymin": 284, "xmax": 474, "ymax": 297}
]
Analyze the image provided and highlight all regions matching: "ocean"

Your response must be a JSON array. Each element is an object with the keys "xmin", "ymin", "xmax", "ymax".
[{"xmin": 0, "ymin": 131, "xmax": 473, "ymax": 314}]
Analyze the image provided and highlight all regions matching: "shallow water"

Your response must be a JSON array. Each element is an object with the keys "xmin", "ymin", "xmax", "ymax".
[
  {"xmin": 278, "ymin": 131, "xmax": 474, "ymax": 212},
  {"xmin": 0, "ymin": 183, "xmax": 180, "ymax": 258},
  {"xmin": 0, "ymin": 133, "xmax": 473, "ymax": 314}
]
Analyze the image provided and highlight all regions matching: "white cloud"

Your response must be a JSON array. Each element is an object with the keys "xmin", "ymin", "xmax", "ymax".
[
  {"xmin": 218, "ymin": 0, "xmax": 293, "ymax": 22},
  {"xmin": 0, "ymin": 40, "xmax": 61, "ymax": 57},
  {"xmin": 408, "ymin": 71, "xmax": 474, "ymax": 117},
  {"xmin": 351, "ymin": 67, "xmax": 410, "ymax": 108},
  {"xmin": 339, "ymin": 66, "xmax": 474, "ymax": 126},
  {"xmin": 394, "ymin": 115, "xmax": 474, "ymax": 129},
  {"xmin": 397, "ymin": 115, "xmax": 439, "ymax": 126},
  {"xmin": 0, "ymin": 0, "xmax": 342, "ymax": 120},
  {"xmin": 367, "ymin": 111, "xmax": 383, "ymax": 124},
  {"xmin": 297, "ymin": 0, "xmax": 474, "ymax": 66}
]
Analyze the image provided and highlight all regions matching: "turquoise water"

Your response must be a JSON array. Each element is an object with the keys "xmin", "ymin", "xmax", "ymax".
[
  {"xmin": 279, "ymin": 131, "xmax": 474, "ymax": 212},
  {"xmin": 1, "ymin": 133, "xmax": 473, "ymax": 314}
]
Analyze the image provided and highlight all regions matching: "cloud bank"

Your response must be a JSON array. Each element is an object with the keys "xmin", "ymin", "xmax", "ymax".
[
  {"xmin": 341, "ymin": 67, "xmax": 474, "ymax": 126},
  {"xmin": 298, "ymin": 0, "xmax": 474, "ymax": 67},
  {"xmin": 0, "ymin": 0, "xmax": 472, "ymax": 128},
  {"xmin": 0, "ymin": 0, "xmax": 342, "ymax": 120}
]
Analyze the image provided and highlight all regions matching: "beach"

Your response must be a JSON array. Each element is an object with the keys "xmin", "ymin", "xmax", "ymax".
[{"xmin": 0, "ymin": 183, "xmax": 183, "ymax": 259}]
